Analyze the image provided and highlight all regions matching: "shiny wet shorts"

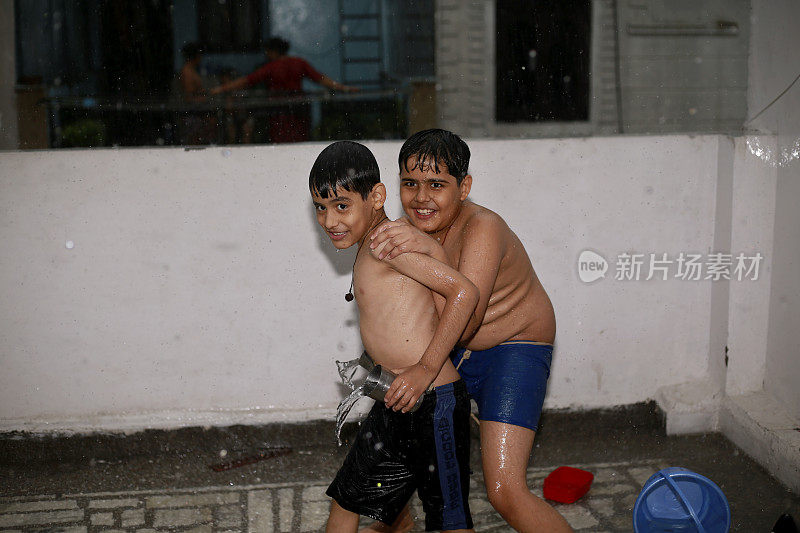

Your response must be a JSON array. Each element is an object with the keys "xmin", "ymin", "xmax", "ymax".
[
  {"xmin": 452, "ymin": 341, "xmax": 552, "ymax": 431},
  {"xmin": 326, "ymin": 380, "xmax": 473, "ymax": 531}
]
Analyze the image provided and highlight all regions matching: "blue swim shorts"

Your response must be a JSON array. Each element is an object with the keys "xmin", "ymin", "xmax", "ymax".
[{"xmin": 452, "ymin": 340, "xmax": 552, "ymax": 431}]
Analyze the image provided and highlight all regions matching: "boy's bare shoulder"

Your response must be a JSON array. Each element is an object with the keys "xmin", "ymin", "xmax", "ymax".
[{"xmin": 461, "ymin": 202, "xmax": 510, "ymax": 238}]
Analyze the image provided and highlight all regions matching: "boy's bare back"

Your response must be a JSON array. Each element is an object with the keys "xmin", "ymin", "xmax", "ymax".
[{"xmin": 354, "ymin": 238, "xmax": 462, "ymax": 388}]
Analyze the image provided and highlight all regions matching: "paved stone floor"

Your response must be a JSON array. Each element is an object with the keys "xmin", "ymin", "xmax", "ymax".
[
  {"xmin": 0, "ymin": 459, "xmax": 667, "ymax": 532},
  {"xmin": 1, "ymin": 403, "xmax": 798, "ymax": 532}
]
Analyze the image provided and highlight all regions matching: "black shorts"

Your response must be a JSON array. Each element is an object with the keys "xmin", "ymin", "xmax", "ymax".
[{"xmin": 326, "ymin": 380, "xmax": 473, "ymax": 531}]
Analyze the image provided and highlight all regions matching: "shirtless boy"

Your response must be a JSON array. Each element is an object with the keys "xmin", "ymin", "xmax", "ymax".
[
  {"xmin": 178, "ymin": 42, "xmax": 216, "ymax": 145},
  {"xmin": 309, "ymin": 141, "xmax": 479, "ymax": 532},
  {"xmin": 369, "ymin": 129, "xmax": 573, "ymax": 532},
  {"xmin": 179, "ymin": 43, "xmax": 205, "ymax": 103}
]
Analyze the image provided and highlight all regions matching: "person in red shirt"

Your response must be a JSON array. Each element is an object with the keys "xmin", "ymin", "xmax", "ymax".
[{"xmin": 211, "ymin": 37, "xmax": 357, "ymax": 143}]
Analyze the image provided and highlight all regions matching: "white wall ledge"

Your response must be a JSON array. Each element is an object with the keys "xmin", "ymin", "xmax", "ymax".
[{"xmin": 720, "ymin": 391, "xmax": 800, "ymax": 493}]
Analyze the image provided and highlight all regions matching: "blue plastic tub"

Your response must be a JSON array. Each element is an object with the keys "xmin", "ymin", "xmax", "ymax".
[{"xmin": 632, "ymin": 467, "xmax": 731, "ymax": 532}]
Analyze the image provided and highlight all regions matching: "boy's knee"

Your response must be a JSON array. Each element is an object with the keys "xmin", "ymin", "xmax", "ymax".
[
  {"xmin": 486, "ymin": 481, "xmax": 526, "ymax": 516},
  {"xmin": 326, "ymin": 500, "xmax": 359, "ymax": 532}
]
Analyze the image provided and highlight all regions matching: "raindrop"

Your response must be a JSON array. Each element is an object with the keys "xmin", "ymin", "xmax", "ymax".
[
  {"xmin": 65, "ymin": 240, "xmax": 74, "ymax": 249},
  {"xmin": 746, "ymin": 136, "xmax": 800, "ymax": 167}
]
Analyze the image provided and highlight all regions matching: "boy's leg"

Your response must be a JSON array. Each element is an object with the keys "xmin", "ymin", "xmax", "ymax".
[
  {"xmin": 479, "ymin": 421, "xmax": 573, "ymax": 533},
  {"xmin": 416, "ymin": 382, "xmax": 473, "ymax": 531},
  {"xmin": 326, "ymin": 500, "xmax": 360, "ymax": 533},
  {"xmin": 330, "ymin": 403, "xmax": 417, "ymax": 529},
  {"xmin": 359, "ymin": 504, "xmax": 414, "ymax": 533}
]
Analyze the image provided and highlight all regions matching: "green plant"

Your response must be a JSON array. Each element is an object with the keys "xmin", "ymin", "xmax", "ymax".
[{"xmin": 61, "ymin": 119, "xmax": 107, "ymax": 147}]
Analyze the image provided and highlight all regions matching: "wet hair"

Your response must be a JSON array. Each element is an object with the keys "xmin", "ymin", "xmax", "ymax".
[
  {"xmin": 265, "ymin": 37, "xmax": 290, "ymax": 56},
  {"xmin": 398, "ymin": 128, "xmax": 470, "ymax": 184},
  {"xmin": 181, "ymin": 42, "xmax": 202, "ymax": 62},
  {"xmin": 309, "ymin": 141, "xmax": 381, "ymax": 200}
]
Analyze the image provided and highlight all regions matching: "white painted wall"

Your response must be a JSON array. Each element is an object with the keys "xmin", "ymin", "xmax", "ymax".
[
  {"xmin": 1, "ymin": 135, "xmax": 758, "ymax": 433},
  {"xmin": 725, "ymin": 137, "xmax": 776, "ymax": 396},
  {"xmin": 471, "ymin": 136, "xmax": 721, "ymax": 408},
  {"xmin": 748, "ymin": 0, "xmax": 800, "ymax": 421},
  {"xmin": 766, "ymin": 165, "xmax": 800, "ymax": 421}
]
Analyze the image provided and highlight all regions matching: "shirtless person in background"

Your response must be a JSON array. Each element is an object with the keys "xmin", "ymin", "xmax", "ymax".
[
  {"xmin": 178, "ymin": 42, "xmax": 216, "ymax": 145},
  {"xmin": 370, "ymin": 129, "xmax": 572, "ymax": 532}
]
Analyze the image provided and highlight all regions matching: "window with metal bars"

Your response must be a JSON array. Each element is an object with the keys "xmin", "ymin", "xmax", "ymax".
[{"xmin": 496, "ymin": 0, "xmax": 591, "ymax": 123}]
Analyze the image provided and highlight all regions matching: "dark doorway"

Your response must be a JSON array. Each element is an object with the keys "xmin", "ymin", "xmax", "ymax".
[
  {"xmin": 196, "ymin": 0, "xmax": 265, "ymax": 54},
  {"xmin": 99, "ymin": 1, "xmax": 174, "ymax": 97},
  {"xmin": 496, "ymin": 0, "xmax": 591, "ymax": 123}
]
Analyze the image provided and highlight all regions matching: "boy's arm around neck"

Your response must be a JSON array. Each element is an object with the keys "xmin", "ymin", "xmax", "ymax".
[
  {"xmin": 370, "ymin": 213, "xmax": 505, "ymax": 345},
  {"xmin": 374, "ymin": 248, "xmax": 479, "ymax": 412}
]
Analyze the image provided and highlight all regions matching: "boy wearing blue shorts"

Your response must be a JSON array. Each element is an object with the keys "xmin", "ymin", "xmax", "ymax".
[
  {"xmin": 370, "ymin": 130, "xmax": 573, "ymax": 532},
  {"xmin": 309, "ymin": 141, "xmax": 479, "ymax": 532}
]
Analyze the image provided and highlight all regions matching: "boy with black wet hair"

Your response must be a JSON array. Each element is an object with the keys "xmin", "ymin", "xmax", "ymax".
[
  {"xmin": 370, "ymin": 129, "xmax": 573, "ymax": 532},
  {"xmin": 397, "ymin": 128, "xmax": 471, "ymax": 183},
  {"xmin": 309, "ymin": 141, "xmax": 479, "ymax": 532}
]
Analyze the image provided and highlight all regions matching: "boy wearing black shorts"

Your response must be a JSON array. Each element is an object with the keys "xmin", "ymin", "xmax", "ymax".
[{"xmin": 309, "ymin": 141, "xmax": 478, "ymax": 532}]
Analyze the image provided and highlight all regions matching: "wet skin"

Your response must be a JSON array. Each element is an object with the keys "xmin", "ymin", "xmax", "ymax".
[
  {"xmin": 179, "ymin": 55, "xmax": 208, "ymax": 104},
  {"xmin": 367, "ymin": 159, "xmax": 572, "ymax": 532},
  {"xmin": 314, "ymin": 184, "xmax": 479, "ymax": 532},
  {"xmin": 371, "ymin": 159, "xmax": 556, "ymax": 351},
  {"xmin": 312, "ymin": 184, "xmax": 478, "ymax": 411}
]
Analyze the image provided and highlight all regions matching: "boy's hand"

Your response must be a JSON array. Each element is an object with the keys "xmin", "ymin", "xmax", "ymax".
[
  {"xmin": 369, "ymin": 219, "xmax": 438, "ymax": 260},
  {"xmin": 384, "ymin": 363, "xmax": 436, "ymax": 413}
]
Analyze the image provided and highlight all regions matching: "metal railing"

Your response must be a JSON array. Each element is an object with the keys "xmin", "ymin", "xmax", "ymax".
[{"xmin": 41, "ymin": 88, "xmax": 409, "ymax": 148}]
